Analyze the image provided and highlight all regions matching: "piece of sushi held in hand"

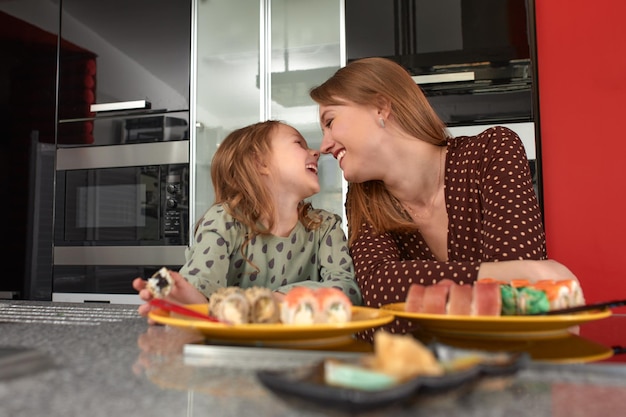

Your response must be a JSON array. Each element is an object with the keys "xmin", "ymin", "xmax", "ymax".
[{"xmin": 146, "ymin": 267, "xmax": 174, "ymax": 298}]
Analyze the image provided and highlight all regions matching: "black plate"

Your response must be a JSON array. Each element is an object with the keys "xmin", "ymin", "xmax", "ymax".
[{"xmin": 256, "ymin": 344, "xmax": 528, "ymax": 413}]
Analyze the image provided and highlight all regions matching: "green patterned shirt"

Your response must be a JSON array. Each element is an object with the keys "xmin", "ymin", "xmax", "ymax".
[{"xmin": 179, "ymin": 204, "xmax": 362, "ymax": 305}]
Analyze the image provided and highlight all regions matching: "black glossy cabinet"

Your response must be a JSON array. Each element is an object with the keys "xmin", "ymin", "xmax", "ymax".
[
  {"xmin": 345, "ymin": 0, "xmax": 534, "ymax": 126},
  {"xmin": 1, "ymin": 1, "xmax": 192, "ymax": 300},
  {"xmin": 58, "ymin": 0, "xmax": 191, "ymax": 145},
  {"xmin": 1, "ymin": 8, "xmax": 59, "ymax": 299}
]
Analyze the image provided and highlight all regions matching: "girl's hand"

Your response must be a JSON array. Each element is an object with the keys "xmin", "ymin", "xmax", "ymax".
[{"xmin": 132, "ymin": 270, "xmax": 208, "ymax": 321}]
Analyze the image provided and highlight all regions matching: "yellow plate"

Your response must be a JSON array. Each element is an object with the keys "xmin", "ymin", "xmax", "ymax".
[
  {"xmin": 413, "ymin": 330, "xmax": 613, "ymax": 364},
  {"xmin": 149, "ymin": 304, "xmax": 394, "ymax": 342},
  {"xmin": 381, "ymin": 302, "xmax": 612, "ymax": 339}
]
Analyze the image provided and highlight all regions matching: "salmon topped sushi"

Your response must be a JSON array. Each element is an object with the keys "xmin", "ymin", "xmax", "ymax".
[
  {"xmin": 280, "ymin": 287, "xmax": 319, "ymax": 325},
  {"xmin": 316, "ymin": 287, "xmax": 353, "ymax": 324}
]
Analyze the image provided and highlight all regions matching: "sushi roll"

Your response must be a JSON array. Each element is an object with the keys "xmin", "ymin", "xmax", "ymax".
[
  {"xmin": 245, "ymin": 286, "xmax": 280, "ymax": 324},
  {"xmin": 561, "ymin": 279, "xmax": 585, "ymax": 306},
  {"xmin": 499, "ymin": 283, "xmax": 519, "ymax": 316},
  {"xmin": 516, "ymin": 286, "xmax": 550, "ymax": 314},
  {"xmin": 531, "ymin": 281, "xmax": 571, "ymax": 310},
  {"xmin": 280, "ymin": 287, "xmax": 319, "ymax": 325},
  {"xmin": 316, "ymin": 287, "xmax": 352, "ymax": 324},
  {"xmin": 209, "ymin": 287, "xmax": 250, "ymax": 324},
  {"xmin": 509, "ymin": 279, "xmax": 532, "ymax": 289},
  {"xmin": 146, "ymin": 267, "xmax": 174, "ymax": 298}
]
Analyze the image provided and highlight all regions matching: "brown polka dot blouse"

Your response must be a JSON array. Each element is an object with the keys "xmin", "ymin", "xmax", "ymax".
[{"xmin": 350, "ymin": 126, "xmax": 546, "ymax": 338}]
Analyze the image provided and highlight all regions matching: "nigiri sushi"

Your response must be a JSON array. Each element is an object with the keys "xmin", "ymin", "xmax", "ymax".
[{"xmin": 471, "ymin": 281, "xmax": 502, "ymax": 316}]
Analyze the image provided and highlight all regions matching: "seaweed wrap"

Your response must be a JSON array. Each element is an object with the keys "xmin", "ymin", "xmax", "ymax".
[
  {"xmin": 516, "ymin": 287, "xmax": 550, "ymax": 314},
  {"xmin": 500, "ymin": 284, "xmax": 519, "ymax": 315}
]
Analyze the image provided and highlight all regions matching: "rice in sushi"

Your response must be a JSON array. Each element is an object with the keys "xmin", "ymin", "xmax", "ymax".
[
  {"xmin": 146, "ymin": 267, "xmax": 173, "ymax": 298},
  {"xmin": 315, "ymin": 287, "xmax": 352, "ymax": 324},
  {"xmin": 209, "ymin": 287, "xmax": 250, "ymax": 324},
  {"xmin": 245, "ymin": 286, "xmax": 280, "ymax": 324},
  {"xmin": 280, "ymin": 287, "xmax": 319, "ymax": 325}
]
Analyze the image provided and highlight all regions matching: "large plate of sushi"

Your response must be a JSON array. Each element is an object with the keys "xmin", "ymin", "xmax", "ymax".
[
  {"xmin": 149, "ymin": 286, "xmax": 395, "ymax": 342},
  {"xmin": 380, "ymin": 278, "xmax": 612, "ymax": 339}
]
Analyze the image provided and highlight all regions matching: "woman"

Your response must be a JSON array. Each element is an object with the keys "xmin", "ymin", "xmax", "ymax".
[
  {"xmin": 133, "ymin": 120, "xmax": 361, "ymax": 318},
  {"xmin": 309, "ymin": 57, "xmax": 576, "ymax": 334}
]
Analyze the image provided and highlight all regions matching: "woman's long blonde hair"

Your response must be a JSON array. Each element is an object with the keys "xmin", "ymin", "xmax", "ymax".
[
  {"xmin": 310, "ymin": 57, "xmax": 449, "ymax": 244},
  {"xmin": 202, "ymin": 120, "xmax": 320, "ymax": 245}
]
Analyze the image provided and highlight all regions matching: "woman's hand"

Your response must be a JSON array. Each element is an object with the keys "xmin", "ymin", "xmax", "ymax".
[
  {"xmin": 132, "ymin": 270, "xmax": 208, "ymax": 320},
  {"xmin": 477, "ymin": 259, "xmax": 579, "ymax": 285}
]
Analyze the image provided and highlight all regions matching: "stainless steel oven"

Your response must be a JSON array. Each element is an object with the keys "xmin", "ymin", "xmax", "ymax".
[{"xmin": 53, "ymin": 141, "xmax": 189, "ymax": 303}]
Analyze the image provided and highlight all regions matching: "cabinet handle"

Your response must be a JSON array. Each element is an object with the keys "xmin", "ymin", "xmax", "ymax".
[
  {"xmin": 90, "ymin": 99, "xmax": 151, "ymax": 112},
  {"xmin": 411, "ymin": 72, "xmax": 475, "ymax": 85}
]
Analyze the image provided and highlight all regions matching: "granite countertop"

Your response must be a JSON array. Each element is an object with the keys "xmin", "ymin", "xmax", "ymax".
[{"xmin": 1, "ymin": 300, "xmax": 626, "ymax": 417}]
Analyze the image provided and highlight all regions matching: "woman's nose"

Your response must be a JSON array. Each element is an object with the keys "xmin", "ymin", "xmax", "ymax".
[{"xmin": 319, "ymin": 133, "xmax": 334, "ymax": 154}]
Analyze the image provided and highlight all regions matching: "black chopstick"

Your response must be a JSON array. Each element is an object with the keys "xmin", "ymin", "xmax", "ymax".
[{"xmin": 526, "ymin": 299, "xmax": 626, "ymax": 316}]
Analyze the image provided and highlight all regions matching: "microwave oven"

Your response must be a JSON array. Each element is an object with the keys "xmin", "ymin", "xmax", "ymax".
[
  {"xmin": 55, "ymin": 163, "xmax": 188, "ymax": 246},
  {"xmin": 53, "ymin": 141, "xmax": 189, "ymax": 302}
]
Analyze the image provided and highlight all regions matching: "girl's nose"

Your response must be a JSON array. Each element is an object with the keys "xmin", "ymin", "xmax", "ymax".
[{"xmin": 310, "ymin": 148, "xmax": 320, "ymax": 159}]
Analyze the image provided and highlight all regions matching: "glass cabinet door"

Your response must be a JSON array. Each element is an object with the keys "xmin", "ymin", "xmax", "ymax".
[
  {"xmin": 193, "ymin": 0, "xmax": 345, "ymax": 226},
  {"xmin": 270, "ymin": 0, "xmax": 344, "ymax": 222},
  {"xmin": 193, "ymin": 0, "xmax": 261, "ymax": 223}
]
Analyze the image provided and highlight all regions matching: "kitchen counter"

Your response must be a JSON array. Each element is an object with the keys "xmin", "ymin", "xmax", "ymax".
[{"xmin": 1, "ymin": 300, "xmax": 626, "ymax": 417}]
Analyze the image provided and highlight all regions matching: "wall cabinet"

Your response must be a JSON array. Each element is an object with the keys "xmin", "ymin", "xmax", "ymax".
[
  {"xmin": 58, "ymin": 0, "xmax": 191, "ymax": 146},
  {"xmin": 1, "ymin": 0, "xmax": 193, "ymax": 302}
]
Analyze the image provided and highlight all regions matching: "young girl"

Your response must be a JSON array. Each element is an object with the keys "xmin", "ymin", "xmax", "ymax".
[{"xmin": 133, "ymin": 120, "xmax": 361, "ymax": 317}]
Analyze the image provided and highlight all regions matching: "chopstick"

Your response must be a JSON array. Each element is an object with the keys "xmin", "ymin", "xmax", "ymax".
[
  {"xmin": 526, "ymin": 299, "xmax": 626, "ymax": 316},
  {"xmin": 150, "ymin": 299, "xmax": 222, "ymax": 323}
]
